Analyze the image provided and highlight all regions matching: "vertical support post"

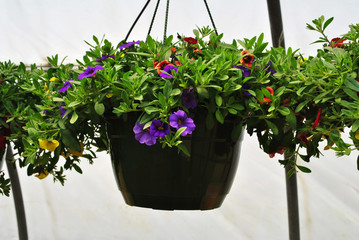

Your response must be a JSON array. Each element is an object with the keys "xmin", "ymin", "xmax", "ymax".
[
  {"xmin": 266, "ymin": 1, "xmax": 300, "ymax": 239},
  {"xmin": 6, "ymin": 145, "xmax": 28, "ymax": 240},
  {"xmin": 266, "ymin": 0, "xmax": 285, "ymax": 48}
]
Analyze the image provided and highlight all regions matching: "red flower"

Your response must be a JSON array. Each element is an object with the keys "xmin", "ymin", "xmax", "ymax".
[
  {"xmin": 297, "ymin": 133, "xmax": 309, "ymax": 147},
  {"xmin": 153, "ymin": 61, "xmax": 159, "ymax": 68},
  {"xmin": 154, "ymin": 60, "xmax": 173, "ymax": 75},
  {"xmin": 312, "ymin": 108, "xmax": 322, "ymax": 129},
  {"xmin": 330, "ymin": 38, "xmax": 347, "ymax": 48},
  {"xmin": 0, "ymin": 74, "xmax": 5, "ymax": 83},
  {"xmin": 240, "ymin": 50, "xmax": 254, "ymax": 68},
  {"xmin": 259, "ymin": 86, "xmax": 274, "ymax": 104},
  {"xmin": 269, "ymin": 147, "xmax": 286, "ymax": 158},
  {"xmin": 184, "ymin": 37, "xmax": 197, "ymax": 45}
]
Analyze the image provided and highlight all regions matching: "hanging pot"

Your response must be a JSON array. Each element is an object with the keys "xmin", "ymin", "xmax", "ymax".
[{"xmin": 106, "ymin": 108, "xmax": 244, "ymax": 210}]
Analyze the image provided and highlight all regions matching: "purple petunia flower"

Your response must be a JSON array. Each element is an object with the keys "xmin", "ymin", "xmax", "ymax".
[
  {"xmin": 159, "ymin": 64, "xmax": 178, "ymax": 79},
  {"xmin": 181, "ymin": 87, "xmax": 197, "ymax": 109},
  {"xmin": 96, "ymin": 54, "xmax": 114, "ymax": 62},
  {"xmin": 58, "ymin": 79, "xmax": 73, "ymax": 93},
  {"xmin": 59, "ymin": 103, "xmax": 68, "ymax": 118},
  {"xmin": 169, "ymin": 110, "xmax": 196, "ymax": 136},
  {"xmin": 233, "ymin": 65, "xmax": 251, "ymax": 77},
  {"xmin": 78, "ymin": 65, "xmax": 103, "ymax": 79},
  {"xmin": 150, "ymin": 120, "xmax": 170, "ymax": 137},
  {"xmin": 133, "ymin": 121, "xmax": 157, "ymax": 146},
  {"xmin": 263, "ymin": 61, "xmax": 276, "ymax": 76},
  {"xmin": 242, "ymin": 83, "xmax": 252, "ymax": 96},
  {"xmin": 119, "ymin": 41, "xmax": 141, "ymax": 50}
]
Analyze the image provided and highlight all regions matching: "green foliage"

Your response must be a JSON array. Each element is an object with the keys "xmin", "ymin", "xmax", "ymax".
[{"xmin": 1, "ymin": 17, "xmax": 359, "ymax": 196}]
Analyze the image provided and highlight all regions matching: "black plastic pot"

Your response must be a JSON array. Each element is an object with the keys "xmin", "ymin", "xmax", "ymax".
[{"xmin": 106, "ymin": 109, "xmax": 243, "ymax": 210}]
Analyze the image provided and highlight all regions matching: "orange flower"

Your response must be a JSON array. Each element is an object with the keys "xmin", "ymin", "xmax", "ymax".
[
  {"xmin": 240, "ymin": 50, "xmax": 254, "ymax": 68},
  {"xmin": 259, "ymin": 86, "xmax": 274, "ymax": 104},
  {"xmin": 154, "ymin": 60, "xmax": 173, "ymax": 75}
]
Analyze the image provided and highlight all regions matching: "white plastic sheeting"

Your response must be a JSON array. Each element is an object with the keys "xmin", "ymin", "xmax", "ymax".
[{"xmin": 1, "ymin": 1, "xmax": 359, "ymax": 239}]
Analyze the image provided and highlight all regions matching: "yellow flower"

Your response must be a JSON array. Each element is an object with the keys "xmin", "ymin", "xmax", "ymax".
[
  {"xmin": 44, "ymin": 83, "xmax": 49, "ymax": 93},
  {"xmin": 106, "ymin": 93, "xmax": 114, "ymax": 98},
  {"xmin": 120, "ymin": 53, "xmax": 125, "ymax": 58},
  {"xmin": 68, "ymin": 142, "xmax": 84, "ymax": 157},
  {"xmin": 355, "ymin": 130, "xmax": 359, "ymax": 140},
  {"xmin": 38, "ymin": 139, "xmax": 59, "ymax": 152},
  {"xmin": 50, "ymin": 77, "xmax": 59, "ymax": 82},
  {"xmin": 35, "ymin": 170, "xmax": 49, "ymax": 179},
  {"xmin": 299, "ymin": 57, "xmax": 308, "ymax": 64}
]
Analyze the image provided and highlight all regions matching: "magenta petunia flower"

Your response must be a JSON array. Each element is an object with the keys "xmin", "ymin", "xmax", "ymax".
[
  {"xmin": 119, "ymin": 41, "xmax": 141, "ymax": 50},
  {"xmin": 159, "ymin": 64, "xmax": 178, "ymax": 79},
  {"xmin": 181, "ymin": 87, "xmax": 197, "ymax": 109},
  {"xmin": 133, "ymin": 121, "xmax": 157, "ymax": 146},
  {"xmin": 58, "ymin": 79, "xmax": 73, "ymax": 93},
  {"xmin": 78, "ymin": 65, "xmax": 103, "ymax": 79},
  {"xmin": 169, "ymin": 110, "xmax": 196, "ymax": 136},
  {"xmin": 150, "ymin": 120, "xmax": 170, "ymax": 137}
]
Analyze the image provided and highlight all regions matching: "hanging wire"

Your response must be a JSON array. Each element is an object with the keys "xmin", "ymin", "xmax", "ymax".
[
  {"xmin": 163, "ymin": 0, "xmax": 170, "ymax": 43},
  {"xmin": 203, "ymin": 0, "xmax": 218, "ymax": 35},
  {"xmin": 125, "ymin": 0, "xmax": 152, "ymax": 42},
  {"xmin": 147, "ymin": 0, "xmax": 161, "ymax": 37}
]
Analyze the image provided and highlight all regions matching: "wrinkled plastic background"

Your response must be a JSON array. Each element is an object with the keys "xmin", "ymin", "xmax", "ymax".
[{"xmin": 1, "ymin": 1, "xmax": 359, "ymax": 239}]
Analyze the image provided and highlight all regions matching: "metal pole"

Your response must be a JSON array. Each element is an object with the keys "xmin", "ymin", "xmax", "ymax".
[
  {"xmin": 266, "ymin": 1, "xmax": 300, "ymax": 239},
  {"xmin": 285, "ymin": 163, "xmax": 301, "ymax": 240},
  {"xmin": 6, "ymin": 145, "xmax": 28, "ymax": 240},
  {"xmin": 266, "ymin": 0, "xmax": 285, "ymax": 48}
]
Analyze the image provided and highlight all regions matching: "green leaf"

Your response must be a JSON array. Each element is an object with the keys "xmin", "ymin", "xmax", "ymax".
[
  {"xmin": 197, "ymin": 87, "xmax": 209, "ymax": 99},
  {"xmin": 163, "ymin": 80, "xmax": 172, "ymax": 98},
  {"xmin": 146, "ymin": 35, "xmax": 156, "ymax": 52},
  {"xmin": 144, "ymin": 106, "xmax": 160, "ymax": 114},
  {"xmin": 61, "ymin": 129, "xmax": 81, "ymax": 152},
  {"xmin": 295, "ymin": 100, "xmax": 310, "ymax": 113},
  {"xmin": 174, "ymin": 127, "xmax": 187, "ymax": 140},
  {"xmin": 158, "ymin": 92, "xmax": 166, "ymax": 107},
  {"xmin": 215, "ymin": 109, "xmax": 224, "ymax": 124},
  {"xmin": 286, "ymin": 110, "xmax": 297, "ymax": 130},
  {"xmin": 93, "ymin": 35, "xmax": 99, "ymax": 45},
  {"xmin": 177, "ymin": 144, "xmax": 190, "ymax": 157},
  {"xmin": 278, "ymin": 107, "xmax": 290, "ymax": 116},
  {"xmin": 323, "ymin": 17, "xmax": 334, "ymax": 31},
  {"xmin": 297, "ymin": 165, "xmax": 312, "ymax": 173},
  {"xmin": 70, "ymin": 111, "xmax": 78, "ymax": 124},
  {"xmin": 343, "ymin": 88, "xmax": 359, "ymax": 100},
  {"xmin": 94, "ymin": 102, "xmax": 105, "ymax": 115},
  {"xmin": 215, "ymin": 95, "xmax": 223, "ymax": 107},
  {"xmin": 344, "ymin": 77, "xmax": 359, "ymax": 92},
  {"xmin": 164, "ymin": 35, "xmax": 173, "ymax": 46},
  {"xmin": 265, "ymin": 120, "xmax": 279, "ymax": 135},
  {"xmin": 351, "ymin": 120, "xmax": 359, "ymax": 132},
  {"xmin": 73, "ymin": 164, "xmax": 83, "ymax": 174}
]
